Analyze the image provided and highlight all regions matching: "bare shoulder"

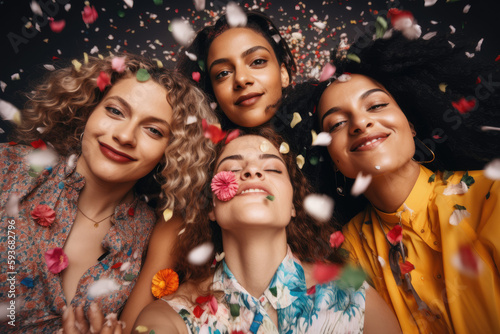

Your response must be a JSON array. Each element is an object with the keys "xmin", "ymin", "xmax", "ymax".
[
  {"xmin": 364, "ymin": 285, "xmax": 401, "ymax": 334},
  {"xmin": 133, "ymin": 299, "xmax": 188, "ymax": 334}
]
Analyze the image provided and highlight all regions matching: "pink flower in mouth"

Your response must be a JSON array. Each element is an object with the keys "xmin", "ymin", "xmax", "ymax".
[
  {"xmin": 31, "ymin": 204, "xmax": 56, "ymax": 227},
  {"xmin": 211, "ymin": 171, "xmax": 238, "ymax": 201},
  {"xmin": 45, "ymin": 247, "xmax": 69, "ymax": 274}
]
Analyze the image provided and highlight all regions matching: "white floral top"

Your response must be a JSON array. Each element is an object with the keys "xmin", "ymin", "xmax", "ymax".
[{"xmin": 164, "ymin": 248, "xmax": 366, "ymax": 333}]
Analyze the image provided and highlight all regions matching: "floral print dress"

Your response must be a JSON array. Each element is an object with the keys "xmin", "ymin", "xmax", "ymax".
[{"xmin": 165, "ymin": 247, "xmax": 366, "ymax": 333}]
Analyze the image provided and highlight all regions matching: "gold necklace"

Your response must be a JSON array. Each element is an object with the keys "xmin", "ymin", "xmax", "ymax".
[{"xmin": 77, "ymin": 206, "xmax": 114, "ymax": 228}]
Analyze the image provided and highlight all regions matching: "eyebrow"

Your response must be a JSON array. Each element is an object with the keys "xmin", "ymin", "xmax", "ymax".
[
  {"xmin": 320, "ymin": 88, "xmax": 389, "ymax": 127},
  {"xmin": 105, "ymin": 96, "xmax": 171, "ymax": 129},
  {"xmin": 216, "ymin": 153, "xmax": 285, "ymax": 170},
  {"xmin": 208, "ymin": 45, "xmax": 272, "ymax": 74}
]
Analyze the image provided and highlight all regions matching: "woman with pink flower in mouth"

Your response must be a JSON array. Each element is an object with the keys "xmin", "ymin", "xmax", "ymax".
[
  {"xmin": 280, "ymin": 13, "xmax": 500, "ymax": 334},
  {"xmin": 0, "ymin": 54, "xmax": 216, "ymax": 332},
  {"xmin": 133, "ymin": 127, "xmax": 401, "ymax": 334},
  {"xmin": 177, "ymin": 9, "xmax": 295, "ymax": 129}
]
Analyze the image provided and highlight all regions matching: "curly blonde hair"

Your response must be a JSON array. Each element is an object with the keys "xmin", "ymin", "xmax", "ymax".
[{"xmin": 15, "ymin": 54, "xmax": 217, "ymax": 219}]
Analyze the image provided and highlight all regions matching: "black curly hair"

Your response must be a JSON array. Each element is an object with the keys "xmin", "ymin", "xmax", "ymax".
[
  {"xmin": 176, "ymin": 11, "xmax": 296, "ymax": 130},
  {"xmin": 275, "ymin": 30, "xmax": 500, "ymax": 223}
]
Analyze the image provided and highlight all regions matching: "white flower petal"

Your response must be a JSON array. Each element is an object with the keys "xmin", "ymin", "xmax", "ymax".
[
  {"xmin": 67, "ymin": 154, "xmax": 78, "ymax": 169},
  {"xmin": 170, "ymin": 19, "xmax": 196, "ymax": 47},
  {"xmin": 90, "ymin": 45, "xmax": 99, "ymax": 54},
  {"xmin": 449, "ymin": 209, "xmax": 470, "ymax": 226},
  {"xmin": 484, "ymin": 159, "xmax": 500, "ymax": 180},
  {"xmin": 422, "ymin": 31, "xmax": 437, "ymax": 40},
  {"xmin": 304, "ymin": 194, "xmax": 334, "ymax": 223},
  {"xmin": 475, "ymin": 38, "xmax": 484, "ymax": 52},
  {"xmin": 193, "ymin": 0, "xmax": 205, "ymax": 11},
  {"xmin": 449, "ymin": 25, "xmax": 456, "ymax": 34},
  {"xmin": 185, "ymin": 51, "xmax": 197, "ymax": 61},
  {"xmin": 88, "ymin": 279, "xmax": 120, "ymax": 298},
  {"xmin": 337, "ymin": 74, "xmax": 351, "ymax": 82},
  {"xmin": 443, "ymin": 181, "xmax": 468, "ymax": 195},
  {"xmin": 30, "ymin": 1, "xmax": 43, "ymax": 16},
  {"xmin": 378, "ymin": 256, "xmax": 386, "ymax": 267},
  {"xmin": 188, "ymin": 242, "xmax": 214, "ymax": 265},
  {"xmin": 226, "ymin": 2, "xmax": 247, "ymax": 28},
  {"xmin": 312, "ymin": 132, "xmax": 332, "ymax": 146},
  {"xmin": 186, "ymin": 115, "xmax": 197, "ymax": 125},
  {"xmin": 463, "ymin": 4, "xmax": 471, "ymax": 13},
  {"xmin": 43, "ymin": 64, "xmax": 55, "ymax": 71},
  {"xmin": 351, "ymin": 172, "xmax": 372, "ymax": 197},
  {"xmin": 27, "ymin": 149, "xmax": 59, "ymax": 169},
  {"xmin": 123, "ymin": 0, "xmax": 133, "ymax": 8},
  {"xmin": 291, "ymin": 32, "xmax": 303, "ymax": 40},
  {"xmin": 120, "ymin": 261, "xmax": 131, "ymax": 272},
  {"xmin": 424, "ymin": 0, "xmax": 438, "ymax": 7},
  {"xmin": 0, "ymin": 81, "xmax": 6, "ymax": 92},
  {"xmin": 402, "ymin": 24, "xmax": 422, "ymax": 39},
  {"xmin": 0, "ymin": 99, "xmax": 20, "ymax": 121},
  {"xmin": 465, "ymin": 52, "xmax": 475, "ymax": 58},
  {"xmin": 313, "ymin": 21, "xmax": 326, "ymax": 30}
]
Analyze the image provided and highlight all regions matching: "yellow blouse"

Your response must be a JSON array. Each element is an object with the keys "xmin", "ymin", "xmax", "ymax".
[{"xmin": 342, "ymin": 165, "xmax": 500, "ymax": 334}]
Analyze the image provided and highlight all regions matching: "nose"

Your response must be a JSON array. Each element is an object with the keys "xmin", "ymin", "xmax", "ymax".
[
  {"xmin": 241, "ymin": 164, "xmax": 264, "ymax": 180},
  {"xmin": 113, "ymin": 121, "xmax": 137, "ymax": 147},
  {"xmin": 233, "ymin": 65, "xmax": 254, "ymax": 89},
  {"xmin": 349, "ymin": 112, "xmax": 374, "ymax": 135}
]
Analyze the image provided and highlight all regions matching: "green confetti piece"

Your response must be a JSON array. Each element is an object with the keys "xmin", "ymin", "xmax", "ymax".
[
  {"xmin": 336, "ymin": 265, "xmax": 366, "ymax": 290},
  {"xmin": 460, "ymin": 171, "xmax": 475, "ymax": 188},
  {"xmin": 198, "ymin": 60, "xmax": 205, "ymax": 71},
  {"xmin": 454, "ymin": 204, "xmax": 467, "ymax": 211},
  {"xmin": 266, "ymin": 195, "xmax": 275, "ymax": 201},
  {"xmin": 428, "ymin": 174, "xmax": 436, "ymax": 183},
  {"xmin": 153, "ymin": 0, "xmax": 163, "ymax": 5},
  {"xmin": 136, "ymin": 69, "xmax": 150, "ymax": 82},
  {"xmin": 149, "ymin": 330, "xmax": 155, "ymax": 334},
  {"xmin": 117, "ymin": 10, "xmax": 125, "ymax": 18},
  {"xmin": 443, "ymin": 170, "xmax": 454, "ymax": 184},
  {"xmin": 309, "ymin": 156, "xmax": 319, "ymax": 166},
  {"xmin": 346, "ymin": 54, "xmax": 361, "ymax": 63},
  {"xmin": 486, "ymin": 191, "xmax": 490, "ymax": 200},
  {"xmin": 230, "ymin": 303, "xmax": 240, "ymax": 317},
  {"xmin": 269, "ymin": 286, "xmax": 277, "ymax": 297},
  {"xmin": 375, "ymin": 16, "xmax": 388, "ymax": 39},
  {"xmin": 123, "ymin": 273, "xmax": 137, "ymax": 281}
]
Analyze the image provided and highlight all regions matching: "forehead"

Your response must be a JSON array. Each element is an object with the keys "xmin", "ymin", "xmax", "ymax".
[
  {"xmin": 218, "ymin": 135, "xmax": 280, "ymax": 160},
  {"xmin": 318, "ymin": 75, "xmax": 386, "ymax": 113},
  {"xmin": 208, "ymin": 27, "xmax": 275, "ymax": 60}
]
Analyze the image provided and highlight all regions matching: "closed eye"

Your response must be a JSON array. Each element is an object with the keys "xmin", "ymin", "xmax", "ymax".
[
  {"xmin": 368, "ymin": 103, "xmax": 389, "ymax": 111},
  {"xmin": 328, "ymin": 120, "xmax": 347, "ymax": 133},
  {"xmin": 147, "ymin": 127, "xmax": 163, "ymax": 138},
  {"xmin": 265, "ymin": 169, "xmax": 282, "ymax": 174}
]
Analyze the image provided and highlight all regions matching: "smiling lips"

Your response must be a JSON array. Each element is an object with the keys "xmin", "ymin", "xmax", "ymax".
[
  {"xmin": 237, "ymin": 185, "xmax": 271, "ymax": 197},
  {"xmin": 99, "ymin": 142, "xmax": 136, "ymax": 163},
  {"xmin": 235, "ymin": 92, "xmax": 263, "ymax": 106},
  {"xmin": 350, "ymin": 133, "xmax": 390, "ymax": 152}
]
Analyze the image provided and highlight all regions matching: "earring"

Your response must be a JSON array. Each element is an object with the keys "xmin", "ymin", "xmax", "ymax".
[
  {"xmin": 334, "ymin": 171, "xmax": 346, "ymax": 196},
  {"xmin": 80, "ymin": 132, "xmax": 84, "ymax": 142},
  {"xmin": 412, "ymin": 137, "xmax": 436, "ymax": 164}
]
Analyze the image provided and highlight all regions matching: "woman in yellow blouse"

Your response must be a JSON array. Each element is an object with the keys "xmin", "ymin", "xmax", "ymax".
[{"xmin": 282, "ymin": 17, "xmax": 500, "ymax": 333}]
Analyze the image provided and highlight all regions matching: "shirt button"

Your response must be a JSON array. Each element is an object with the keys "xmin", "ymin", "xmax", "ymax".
[
  {"xmin": 436, "ymin": 274, "xmax": 442, "ymax": 279},
  {"xmin": 433, "ymin": 241, "xmax": 438, "ymax": 246},
  {"xmin": 420, "ymin": 276, "xmax": 424, "ymax": 281},
  {"xmin": 421, "ymin": 229, "xmax": 425, "ymax": 233},
  {"xmin": 436, "ymin": 314, "xmax": 441, "ymax": 319}
]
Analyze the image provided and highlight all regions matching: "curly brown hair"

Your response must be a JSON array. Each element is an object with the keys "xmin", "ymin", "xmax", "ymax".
[
  {"xmin": 171, "ymin": 126, "xmax": 342, "ymax": 284},
  {"xmin": 14, "ymin": 54, "xmax": 217, "ymax": 219}
]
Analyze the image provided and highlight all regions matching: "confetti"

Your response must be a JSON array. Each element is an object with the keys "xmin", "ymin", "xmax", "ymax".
[
  {"xmin": 449, "ymin": 205, "xmax": 471, "ymax": 226},
  {"xmin": 290, "ymin": 112, "xmax": 302, "ymax": 128},
  {"xmin": 226, "ymin": 1, "xmax": 247, "ymax": 27},
  {"xmin": 319, "ymin": 63, "xmax": 336, "ymax": 82},
  {"xmin": 351, "ymin": 172, "xmax": 372, "ymax": 197},
  {"xmin": 475, "ymin": 38, "xmax": 484, "ymax": 52},
  {"xmin": 185, "ymin": 51, "xmax": 197, "ymax": 61},
  {"xmin": 329, "ymin": 231, "xmax": 345, "ymax": 248},
  {"xmin": 193, "ymin": 0, "xmax": 206, "ymax": 11},
  {"xmin": 0, "ymin": 81, "xmax": 6, "ymax": 92},
  {"xmin": 0, "ymin": 99, "xmax": 21, "ymax": 124},
  {"xmin": 424, "ymin": 0, "xmax": 438, "ymax": 6},
  {"xmin": 463, "ymin": 4, "xmax": 471, "ymax": 14},
  {"xmin": 186, "ymin": 115, "xmax": 197, "ymax": 125},
  {"xmin": 192, "ymin": 71, "xmax": 201, "ymax": 82},
  {"xmin": 43, "ymin": 64, "xmax": 55, "ymax": 71},
  {"xmin": 260, "ymin": 141, "xmax": 270, "ymax": 152},
  {"xmin": 449, "ymin": 25, "xmax": 456, "ymax": 34},
  {"xmin": 313, "ymin": 262, "xmax": 341, "ymax": 284},
  {"xmin": 136, "ymin": 68, "xmax": 150, "ymax": 82},
  {"xmin": 337, "ymin": 74, "xmax": 351, "ymax": 82},
  {"xmin": 443, "ymin": 181, "xmax": 468, "ymax": 195},
  {"xmin": 422, "ymin": 31, "xmax": 437, "ymax": 40},
  {"xmin": 30, "ymin": 1, "xmax": 43, "ymax": 16},
  {"xmin": 187, "ymin": 242, "xmax": 214, "ymax": 265},
  {"xmin": 378, "ymin": 256, "xmax": 386, "ymax": 267},
  {"xmin": 279, "ymin": 142, "xmax": 289, "ymax": 154},
  {"xmin": 72, "ymin": 59, "xmax": 82, "ymax": 72},
  {"xmin": 82, "ymin": 5, "xmax": 98, "ymax": 24},
  {"xmin": 304, "ymin": 194, "xmax": 334, "ymax": 223},
  {"xmin": 49, "ymin": 19, "xmax": 66, "ymax": 33},
  {"xmin": 452, "ymin": 97, "xmax": 476, "ymax": 114},
  {"xmin": 27, "ymin": 148, "xmax": 59, "ymax": 171},
  {"xmin": 111, "ymin": 57, "xmax": 126, "ymax": 73},
  {"xmin": 266, "ymin": 195, "xmax": 275, "ymax": 201},
  {"xmin": 123, "ymin": 0, "xmax": 133, "ymax": 8},
  {"xmin": 97, "ymin": 71, "xmax": 111, "ymax": 91},
  {"xmin": 163, "ymin": 208, "xmax": 173, "ymax": 222},
  {"xmin": 296, "ymin": 155, "xmax": 305, "ymax": 169},
  {"xmin": 439, "ymin": 83, "xmax": 447, "ymax": 92},
  {"xmin": 481, "ymin": 126, "xmax": 500, "ymax": 132}
]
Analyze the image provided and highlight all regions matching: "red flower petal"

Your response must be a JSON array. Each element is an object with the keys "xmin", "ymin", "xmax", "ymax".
[
  {"xmin": 195, "ymin": 295, "xmax": 212, "ymax": 304},
  {"xmin": 8, "ymin": 141, "xmax": 18, "ymax": 146},
  {"xmin": 49, "ymin": 19, "xmax": 66, "ymax": 33},
  {"xmin": 312, "ymin": 262, "xmax": 341, "ymax": 284},
  {"xmin": 387, "ymin": 8, "xmax": 414, "ymax": 25},
  {"xmin": 30, "ymin": 139, "xmax": 47, "ymax": 150},
  {"xmin": 202, "ymin": 119, "xmax": 226, "ymax": 144},
  {"xmin": 193, "ymin": 305, "xmax": 204, "ymax": 318},
  {"xmin": 208, "ymin": 295, "xmax": 218, "ymax": 315},
  {"xmin": 82, "ymin": 5, "xmax": 98, "ymax": 24},
  {"xmin": 96, "ymin": 71, "xmax": 111, "ymax": 92},
  {"xmin": 128, "ymin": 207, "xmax": 134, "ymax": 216},
  {"xmin": 459, "ymin": 244, "xmax": 479, "ymax": 274},
  {"xmin": 192, "ymin": 71, "xmax": 201, "ymax": 83},
  {"xmin": 211, "ymin": 171, "xmax": 238, "ymax": 201},
  {"xmin": 452, "ymin": 97, "xmax": 476, "ymax": 114},
  {"xmin": 329, "ymin": 231, "xmax": 345, "ymax": 249},
  {"xmin": 306, "ymin": 285, "xmax": 316, "ymax": 295},
  {"xmin": 400, "ymin": 260, "xmax": 415, "ymax": 275},
  {"xmin": 31, "ymin": 204, "xmax": 56, "ymax": 227},
  {"xmin": 44, "ymin": 247, "xmax": 68, "ymax": 274},
  {"xmin": 387, "ymin": 225, "xmax": 402, "ymax": 246}
]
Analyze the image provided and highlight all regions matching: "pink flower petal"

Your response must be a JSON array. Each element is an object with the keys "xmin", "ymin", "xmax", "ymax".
[
  {"xmin": 313, "ymin": 262, "xmax": 341, "ymax": 284},
  {"xmin": 45, "ymin": 247, "xmax": 68, "ymax": 274},
  {"xmin": 400, "ymin": 260, "xmax": 415, "ymax": 275},
  {"xmin": 211, "ymin": 171, "xmax": 238, "ymax": 201},
  {"xmin": 111, "ymin": 57, "xmax": 127, "ymax": 73},
  {"xmin": 49, "ymin": 19, "xmax": 66, "ymax": 33},
  {"xmin": 192, "ymin": 71, "xmax": 201, "ymax": 83},
  {"xmin": 329, "ymin": 231, "xmax": 345, "ymax": 249},
  {"xmin": 97, "ymin": 71, "xmax": 111, "ymax": 92},
  {"xmin": 319, "ymin": 63, "xmax": 336, "ymax": 82},
  {"xmin": 82, "ymin": 5, "xmax": 98, "ymax": 24},
  {"xmin": 225, "ymin": 129, "xmax": 240, "ymax": 144}
]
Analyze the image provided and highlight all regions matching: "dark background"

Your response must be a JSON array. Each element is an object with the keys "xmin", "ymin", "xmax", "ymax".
[{"xmin": 1, "ymin": 0, "xmax": 499, "ymax": 142}]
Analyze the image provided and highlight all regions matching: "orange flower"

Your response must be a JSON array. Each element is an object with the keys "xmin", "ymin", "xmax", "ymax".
[{"xmin": 151, "ymin": 268, "xmax": 179, "ymax": 299}]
